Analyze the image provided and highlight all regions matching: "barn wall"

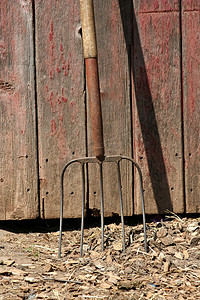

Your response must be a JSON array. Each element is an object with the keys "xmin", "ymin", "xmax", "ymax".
[
  {"xmin": 132, "ymin": 0, "xmax": 184, "ymax": 214},
  {"xmin": 0, "ymin": 0, "xmax": 38, "ymax": 220}
]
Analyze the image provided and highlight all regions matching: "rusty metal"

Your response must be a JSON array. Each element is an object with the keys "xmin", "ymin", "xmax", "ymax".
[
  {"xmin": 85, "ymin": 58, "xmax": 104, "ymax": 158},
  {"xmin": 58, "ymin": 0, "xmax": 148, "ymax": 258}
]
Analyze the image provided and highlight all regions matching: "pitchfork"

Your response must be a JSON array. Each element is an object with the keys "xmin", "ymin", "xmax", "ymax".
[{"xmin": 58, "ymin": 0, "xmax": 147, "ymax": 258}]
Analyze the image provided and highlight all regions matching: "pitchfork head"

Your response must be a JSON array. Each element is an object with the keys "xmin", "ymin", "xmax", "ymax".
[{"xmin": 58, "ymin": 155, "xmax": 147, "ymax": 258}]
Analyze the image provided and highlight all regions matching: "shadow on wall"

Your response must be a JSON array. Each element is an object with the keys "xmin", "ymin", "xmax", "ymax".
[{"xmin": 118, "ymin": 0, "xmax": 172, "ymax": 213}]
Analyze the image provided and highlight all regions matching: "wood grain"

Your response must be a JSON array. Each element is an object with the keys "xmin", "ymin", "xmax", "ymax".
[
  {"xmin": 87, "ymin": 0, "xmax": 133, "ymax": 217},
  {"xmin": 132, "ymin": 0, "xmax": 184, "ymax": 214},
  {"xmin": 0, "ymin": 1, "xmax": 38, "ymax": 219},
  {"xmin": 35, "ymin": 0, "xmax": 86, "ymax": 218},
  {"xmin": 182, "ymin": 1, "xmax": 200, "ymax": 212}
]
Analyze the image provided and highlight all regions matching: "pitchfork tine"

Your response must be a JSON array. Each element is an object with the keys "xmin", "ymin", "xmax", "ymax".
[
  {"xmin": 80, "ymin": 163, "xmax": 85, "ymax": 256},
  {"xmin": 117, "ymin": 161, "xmax": 125, "ymax": 251},
  {"xmin": 99, "ymin": 163, "xmax": 104, "ymax": 252}
]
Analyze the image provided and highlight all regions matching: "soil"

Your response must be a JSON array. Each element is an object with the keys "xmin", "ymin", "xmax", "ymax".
[{"xmin": 0, "ymin": 213, "xmax": 200, "ymax": 299}]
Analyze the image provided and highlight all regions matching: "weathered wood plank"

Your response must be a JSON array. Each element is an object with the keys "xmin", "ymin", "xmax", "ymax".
[
  {"xmin": 35, "ymin": 0, "xmax": 86, "ymax": 218},
  {"xmin": 87, "ymin": 0, "xmax": 133, "ymax": 217},
  {"xmin": 132, "ymin": 0, "xmax": 184, "ymax": 214},
  {"xmin": 0, "ymin": 1, "xmax": 38, "ymax": 219},
  {"xmin": 182, "ymin": 2, "xmax": 200, "ymax": 212}
]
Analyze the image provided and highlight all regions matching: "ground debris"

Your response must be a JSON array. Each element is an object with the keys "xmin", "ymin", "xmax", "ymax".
[{"xmin": 0, "ymin": 215, "xmax": 200, "ymax": 299}]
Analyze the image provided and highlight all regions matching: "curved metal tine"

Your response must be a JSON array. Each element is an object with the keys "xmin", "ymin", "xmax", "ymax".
[
  {"xmin": 121, "ymin": 157, "xmax": 148, "ymax": 252},
  {"xmin": 133, "ymin": 163, "xmax": 148, "ymax": 252},
  {"xmin": 138, "ymin": 169, "xmax": 148, "ymax": 253},
  {"xmin": 117, "ymin": 161, "xmax": 125, "ymax": 251},
  {"xmin": 58, "ymin": 159, "xmax": 80, "ymax": 258},
  {"xmin": 99, "ymin": 163, "xmax": 104, "ymax": 252},
  {"xmin": 58, "ymin": 166, "xmax": 66, "ymax": 258},
  {"xmin": 80, "ymin": 163, "xmax": 85, "ymax": 256}
]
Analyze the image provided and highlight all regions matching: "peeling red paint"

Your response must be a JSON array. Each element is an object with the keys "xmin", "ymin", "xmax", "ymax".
[
  {"xmin": 50, "ymin": 119, "xmax": 56, "ymax": 136},
  {"xmin": 56, "ymin": 67, "xmax": 61, "ymax": 73},
  {"xmin": 61, "ymin": 96, "xmax": 67, "ymax": 103},
  {"xmin": 49, "ymin": 22, "xmax": 54, "ymax": 42}
]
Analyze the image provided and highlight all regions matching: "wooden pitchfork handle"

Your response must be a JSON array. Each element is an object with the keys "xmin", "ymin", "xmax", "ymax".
[{"xmin": 80, "ymin": 0, "xmax": 104, "ymax": 159}]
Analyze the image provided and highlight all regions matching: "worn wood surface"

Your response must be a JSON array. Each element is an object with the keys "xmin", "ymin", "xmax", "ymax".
[
  {"xmin": 182, "ymin": 1, "xmax": 200, "ymax": 212},
  {"xmin": 132, "ymin": 0, "xmax": 184, "ymax": 214},
  {"xmin": 0, "ymin": 1, "xmax": 38, "ymax": 219},
  {"xmin": 35, "ymin": 0, "xmax": 86, "ymax": 218},
  {"xmin": 87, "ymin": 0, "xmax": 133, "ymax": 217}
]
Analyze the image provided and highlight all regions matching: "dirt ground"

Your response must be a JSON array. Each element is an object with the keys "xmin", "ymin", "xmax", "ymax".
[{"xmin": 0, "ymin": 213, "xmax": 200, "ymax": 299}]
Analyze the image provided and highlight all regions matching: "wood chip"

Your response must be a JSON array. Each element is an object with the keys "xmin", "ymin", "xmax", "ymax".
[
  {"xmin": 113, "ymin": 242, "xmax": 123, "ymax": 251},
  {"xmin": 99, "ymin": 282, "xmax": 111, "ymax": 289},
  {"xmin": 43, "ymin": 263, "xmax": 53, "ymax": 272},
  {"xmin": 157, "ymin": 228, "xmax": 167, "ymax": 238},
  {"xmin": 24, "ymin": 276, "xmax": 39, "ymax": 283},
  {"xmin": 1, "ymin": 217, "xmax": 200, "ymax": 298},
  {"xmin": 190, "ymin": 236, "xmax": 200, "ymax": 246},
  {"xmin": 4, "ymin": 260, "xmax": 15, "ymax": 266},
  {"xmin": 183, "ymin": 249, "xmax": 189, "ymax": 259},
  {"xmin": 174, "ymin": 252, "xmax": 183, "ymax": 260},
  {"xmin": 163, "ymin": 261, "xmax": 170, "ymax": 272},
  {"xmin": 108, "ymin": 276, "xmax": 118, "ymax": 284},
  {"xmin": 90, "ymin": 250, "xmax": 100, "ymax": 259},
  {"xmin": 106, "ymin": 254, "xmax": 113, "ymax": 263},
  {"xmin": 160, "ymin": 235, "xmax": 174, "ymax": 246},
  {"xmin": 0, "ymin": 266, "xmax": 12, "ymax": 275}
]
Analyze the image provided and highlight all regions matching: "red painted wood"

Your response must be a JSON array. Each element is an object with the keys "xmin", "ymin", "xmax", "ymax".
[
  {"xmin": 182, "ymin": 2, "xmax": 200, "ymax": 212},
  {"xmin": 35, "ymin": 0, "xmax": 86, "ymax": 218},
  {"xmin": 0, "ymin": 1, "xmax": 38, "ymax": 219},
  {"xmin": 132, "ymin": 0, "xmax": 184, "ymax": 214},
  {"xmin": 182, "ymin": 0, "xmax": 199, "ymax": 10},
  {"xmin": 88, "ymin": 0, "xmax": 133, "ymax": 216},
  {"xmin": 133, "ymin": 0, "xmax": 179, "ymax": 12}
]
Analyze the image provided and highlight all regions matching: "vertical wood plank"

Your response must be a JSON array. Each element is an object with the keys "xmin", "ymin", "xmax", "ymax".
[
  {"xmin": 0, "ymin": 1, "xmax": 38, "ymax": 219},
  {"xmin": 35, "ymin": 0, "xmax": 86, "ymax": 218},
  {"xmin": 132, "ymin": 0, "xmax": 184, "ymax": 214},
  {"xmin": 182, "ymin": 1, "xmax": 200, "ymax": 212},
  {"xmin": 88, "ymin": 0, "xmax": 133, "ymax": 217}
]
